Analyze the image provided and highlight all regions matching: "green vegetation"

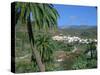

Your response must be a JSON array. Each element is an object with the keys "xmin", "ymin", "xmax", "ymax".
[
  {"xmin": 15, "ymin": 2, "xmax": 97, "ymax": 73},
  {"xmin": 58, "ymin": 27, "xmax": 97, "ymax": 39},
  {"xmin": 15, "ymin": 2, "xmax": 59, "ymax": 72},
  {"xmin": 72, "ymin": 42, "xmax": 97, "ymax": 69}
]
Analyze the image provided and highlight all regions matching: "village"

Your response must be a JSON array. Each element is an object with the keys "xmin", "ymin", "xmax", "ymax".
[{"xmin": 52, "ymin": 34, "xmax": 97, "ymax": 44}]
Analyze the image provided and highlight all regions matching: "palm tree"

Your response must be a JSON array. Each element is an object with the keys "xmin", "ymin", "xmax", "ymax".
[{"xmin": 15, "ymin": 2, "xmax": 59, "ymax": 72}]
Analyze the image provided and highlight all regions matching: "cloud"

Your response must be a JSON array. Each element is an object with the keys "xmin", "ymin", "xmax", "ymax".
[{"xmin": 69, "ymin": 16, "xmax": 78, "ymax": 20}]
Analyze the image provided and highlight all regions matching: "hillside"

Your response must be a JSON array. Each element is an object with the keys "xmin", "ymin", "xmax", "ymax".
[{"xmin": 57, "ymin": 25, "xmax": 97, "ymax": 39}]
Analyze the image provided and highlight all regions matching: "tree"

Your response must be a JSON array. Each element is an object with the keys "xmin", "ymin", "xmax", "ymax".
[
  {"xmin": 15, "ymin": 2, "xmax": 59, "ymax": 72},
  {"xmin": 84, "ymin": 42, "xmax": 97, "ymax": 68},
  {"xmin": 85, "ymin": 42, "xmax": 97, "ymax": 59}
]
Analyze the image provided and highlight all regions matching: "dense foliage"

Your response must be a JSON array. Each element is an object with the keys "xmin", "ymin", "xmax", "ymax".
[{"xmin": 72, "ymin": 42, "xmax": 97, "ymax": 69}]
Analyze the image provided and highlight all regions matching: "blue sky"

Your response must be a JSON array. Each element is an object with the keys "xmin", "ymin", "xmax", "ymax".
[{"xmin": 53, "ymin": 4, "xmax": 97, "ymax": 27}]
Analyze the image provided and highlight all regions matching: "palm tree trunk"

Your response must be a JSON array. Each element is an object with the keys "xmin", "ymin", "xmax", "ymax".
[
  {"xmin": 27, "ymin": 17, "xmax": 45, "ymax": 72},
  {"xmin": 31, "ymin": 43, "xmax": 45, "ymax": 72}
]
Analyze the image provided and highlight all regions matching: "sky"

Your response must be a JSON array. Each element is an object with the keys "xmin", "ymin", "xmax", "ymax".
[{"xmin": 53, "ymin": 4, "xmax": 97, "ymax": 27}]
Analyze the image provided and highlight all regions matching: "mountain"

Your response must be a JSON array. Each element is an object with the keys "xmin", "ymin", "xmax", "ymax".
[{"xmin": 58, "ymin": 25, "xmax": 97, "ymax": 30}]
